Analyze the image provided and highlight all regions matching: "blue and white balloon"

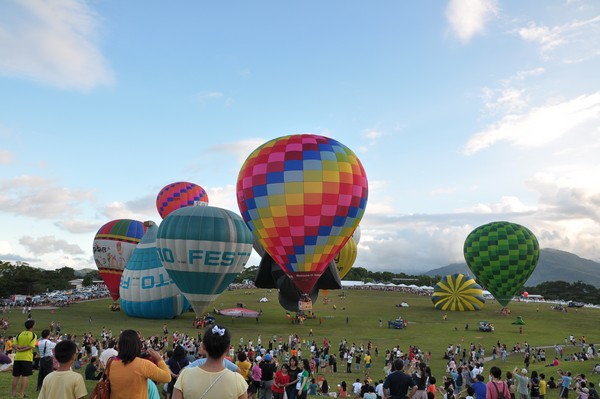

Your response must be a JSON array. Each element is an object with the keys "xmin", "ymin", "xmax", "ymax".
[
  {"xmin": 120, "ymin": 221, "xmax": 189, "ymax": 319},
  {"xmin": 156, "ymin": 206, "xmax": 253, "ymax": 317}
]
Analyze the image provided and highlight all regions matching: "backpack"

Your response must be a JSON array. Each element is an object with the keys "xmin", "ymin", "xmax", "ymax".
[
  {"xmin": 493, "ymin": 381, "xmax": 508, "ymax": 399},
  {"xmin": 457, "ymin": 374, "xmax": 463, "ymax": 386}
]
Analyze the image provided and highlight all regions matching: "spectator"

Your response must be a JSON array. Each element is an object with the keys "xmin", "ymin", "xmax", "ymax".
[{"xmin": 38, "ymin": 339, "xmax": 87, "ymax": 399}]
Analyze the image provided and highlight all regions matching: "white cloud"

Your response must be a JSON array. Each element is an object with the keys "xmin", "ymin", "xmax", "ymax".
[
  {"xmin": 205, "ymin": 185, "xmax": 239, "ymax": 213},
  {"xmin": 363, "ymin": 129, "xmax": 383, "ymax": 139},
  {"xmin": 19, "ymin": 235, "xmax": 84, "ymax": 256},
  {"xmin": 0, "ymin": 0, "xmax": 114, "ymax": 90},
  {"xmin": 464, "ymin": 91, "xmax": 600, "ymax": 155},
  {"xmin": 101, "ymin": 198, "xmax": 156, "ymax": 223},
  {"xmin": 481, "ymin": 87, "xmax": 528, "ymax": 115},
  {"xmin": 0, "ymin": 150, "xmax": 14, "ymax": 164},
  {"xmin": 430, "ymin": 187, "xmax": 457, "ymax": 196},
  {"xmin": 446, "ymin": 0, "xmax": 498, "ymax": 42},
  {"xmin": 209, "ymin": 138, "xmax": 267, "ymax": 164},
  {"xmin": 458, "ymin": 196, "xmax": 534, "ymax": 214},
  {"xmin": 480, "ymin": 68, "xmax": 545, "ymax": 116},
  {"xmin": 0, "ymin": 241, "xmax": 13, "ymax": 254},
  {"xmin": 55, "ymin": 219, "xmax": 101, "ymax": 234},
  {"xmin": 0, "ymin": 175, "xmax": 95, "ymax": 219},
  {"xmin": 196, "ymin": 91, "xmax": 233, "ymax": 106},
  {"xmin": 518, "ymin": 15, "xmax": 600, "ymax": 58},
  {"xmin": 198, "ymin": 91, "xmax": 224, "ymax": 99}
]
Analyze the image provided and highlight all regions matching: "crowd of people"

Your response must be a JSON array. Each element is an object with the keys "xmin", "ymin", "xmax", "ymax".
[{"xmin": 2, "ymin": 316, "xmax": 600, "ymax": 399}]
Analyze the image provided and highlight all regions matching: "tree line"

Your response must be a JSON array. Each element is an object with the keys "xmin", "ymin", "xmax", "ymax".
[{"xmin": 0, "ymin": 261, "xmax": 99, "ymax": 297}]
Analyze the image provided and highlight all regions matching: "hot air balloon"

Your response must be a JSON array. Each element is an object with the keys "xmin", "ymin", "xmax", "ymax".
[
  {"xmin": 431, "ymin": 273, "xmax": 485, "ymax": 311},
  {"xmin": 93, "ymin": 219, "xmax": 146, "ymax": 302},
  {"xmin": 156, "ymin": 181, "xmax": 209, "ymax": 219},
  {"xmin": 464, "ymin": 221, "xmax": 539, "ymax": 308},
  {"xmin": 236, "ymin": 134, "xmax": 368, "ymax": 295},
  {"xmin": 334, "ymin": 237, "xmax": 358, "ymax": 280},
  {"xmin": 156, "ymin": 206, "xmax": 253, "ymax": 317},
  {"xmin": 120, "ymin": 221, "xmax": 189, "ymax": 319}
]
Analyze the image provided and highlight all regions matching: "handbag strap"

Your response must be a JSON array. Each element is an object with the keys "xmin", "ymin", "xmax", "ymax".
[
  {"xmin": 199, "ymin": 371, "xmax": 227, "ymax": 399},
  {"xmin": 103, "ymin": 357, "xmax": 114, "ymax": 380}
]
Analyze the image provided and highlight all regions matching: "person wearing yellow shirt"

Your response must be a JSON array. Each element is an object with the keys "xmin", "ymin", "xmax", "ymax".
[
  {"xmin": 11, "ymin": 319, "xmax": 37, "ymax": 398},
  {"xmin": 365, "ymin": 353, "xmax": 372, "ymax": 370},
  {"xmin": 539, "ymin": 373, "xmax": 547, "ymax": 399},
  {"xmin": 5, "ymin": 336, "xmax": 13, "ymax": 354}
]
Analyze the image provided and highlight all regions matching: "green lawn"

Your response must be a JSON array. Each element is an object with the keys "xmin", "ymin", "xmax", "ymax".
[{"xmin": 1, "ymin": 288, "xmax": 598, "ymax": 399}]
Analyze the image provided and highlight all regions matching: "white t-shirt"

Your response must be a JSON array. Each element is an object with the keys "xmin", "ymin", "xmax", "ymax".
[
  {"xmin": 353, "ymin": 382, "xmax": 362, "ymax": 394},
  {"xmin": 38, "ymin": 339, "xmax": 56, "ymax": 358},
  {"xmin": 99, "ymin": 347, "xmax": 118, "ymax": 367},
  {"xmin": 376, "ymin": 383, "xmax": 384, "ymax": 397}
]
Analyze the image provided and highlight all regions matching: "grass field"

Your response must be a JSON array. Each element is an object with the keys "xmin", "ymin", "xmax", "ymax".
[{"xmin": 1, "ymin": 288, "xmax": 599, "ymax": 399}]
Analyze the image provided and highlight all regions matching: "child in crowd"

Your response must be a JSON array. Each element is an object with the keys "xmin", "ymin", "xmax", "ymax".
[{"xmin": 38, "ymin": 340, "xmax": 87, "ymax": 399}]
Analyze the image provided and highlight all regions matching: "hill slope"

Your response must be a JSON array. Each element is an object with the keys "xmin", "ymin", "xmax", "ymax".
[{"xmin": 423, "ymin": 248, "xmax": 600, "ymax": 287}]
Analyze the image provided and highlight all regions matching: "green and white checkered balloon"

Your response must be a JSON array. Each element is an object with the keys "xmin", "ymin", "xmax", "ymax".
[{"xmin": 463, "ymin": 221, "xmax": 539, "ymax": 307}]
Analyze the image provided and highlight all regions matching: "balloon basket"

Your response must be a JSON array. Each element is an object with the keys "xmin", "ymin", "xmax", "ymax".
[
  {"xmin": 110, "ymin": 302, "xmax": 121, "ymax": 311},
  {"xmin": 500, "ymin": 307, "xmax": 510, "ymax": 316}
]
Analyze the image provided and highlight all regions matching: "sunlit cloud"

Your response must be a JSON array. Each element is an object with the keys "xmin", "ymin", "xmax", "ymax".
[
  {"xmin": 0, "ymin": 150, "xmax": 14, "ymax": 164},
  {"xmin": 0, "ymin": 175, "xmax": 95, "ymax": 219},
  {"xmin": 19, "ymin": 235, "xmax": 85, "ymax": 256},
  {"xmin": 446, "ymin": 0, "xmax": 498, "ymax": 42},
  {"xmin": 209, "ymin": 138, "xmax": 266, "ymax": 164},
  {"xmin": 518, "ymin": 15, "xmax": 600, "ymax": 59},
  {"xmin": 464, "ymin": 92, "xmax": 600, "ymax": 154},
  {"xmin": 0, "ymin": 0, "xmax": 114, "ymax": 90}
]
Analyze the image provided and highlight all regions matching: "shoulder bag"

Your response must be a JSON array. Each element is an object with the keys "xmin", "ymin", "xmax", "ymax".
[{"xmin": 89, "ymin": 357, "xmax": 114, "ymax": 399}]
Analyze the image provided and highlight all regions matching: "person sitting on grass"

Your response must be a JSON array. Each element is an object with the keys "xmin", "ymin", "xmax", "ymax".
[
  {"xmin": 85, "ymin": 356, "xmax": 102, "ymax": 380},
  {"xmin": 38, "ymin": 339, "xmax": 88, "ymax": 399}
]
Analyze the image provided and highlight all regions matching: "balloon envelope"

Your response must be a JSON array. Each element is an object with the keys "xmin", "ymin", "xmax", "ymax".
[
  {"xmin": 93, "ymin": 219, "xmax": 146, "ymax": 302},
  {"xmin": 464, "ymin": 221, "xmax": 539, "ymax": 307},
  {"xmin": 277, "ymin": 275, "xmax": 319, "ymax": 312},
  {"xmin": 237, "ymin": 134, "xmax": 368, "ymax": 294},
  {"xmin": 156, "ymin": 206, "xmax": 253, "ymax": 317},
  {"xmin": 334, "ymin": 237, "xmax": 358, "ymax": 279},
  {"xmin": 120, "ymin": 222, "xmax": 190, "ymax": 319},
  {"xmin": 431, "ymin": 273, "xmax": 485, "ymax": 311},
  {"xmin": 156, "ymin": 181, "xmax": 209, "ymax": 219}
]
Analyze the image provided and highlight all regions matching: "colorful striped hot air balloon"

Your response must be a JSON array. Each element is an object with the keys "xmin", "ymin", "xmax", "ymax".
[
  {"xmin": 93, "ymin": 219, "xmax": 146, "ymax": 302},
  {"xmin": 236, "ymin": 134, "xmax": 368, "ymax": 294},
  {"xmin": 120, "ymin": 221, "xmax": 189, "ymax": 319},
  {"xmin": 156, "ymin": 206, "xmax": 253, "ymax": 317},
  {"xmin": 431, "ymin": 273, "xmax": 485, "ymax": 311},
  {"xmin": 156, "ymin": 181, "xmax": 209, "ymax": 219},
  {"xmin": 464, "ymin": 221, "xmax": 539, "ymax": 308}
]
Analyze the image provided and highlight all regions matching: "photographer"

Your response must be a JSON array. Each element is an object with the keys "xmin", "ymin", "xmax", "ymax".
[{"xmin": 259, "ymin": 354, "xmax": 277, "ymax": 399}]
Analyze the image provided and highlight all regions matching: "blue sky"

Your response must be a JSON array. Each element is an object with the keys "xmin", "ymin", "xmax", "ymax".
[{"xmin": 1, "ymin": 0, "xmax": 600, "ymax": 274}]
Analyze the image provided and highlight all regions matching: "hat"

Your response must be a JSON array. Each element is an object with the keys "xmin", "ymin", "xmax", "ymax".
[
  {"xmin": 265, "ymin": 354, "xmax": 272, "ymax": 361},
  {"xmin": 256, "ymin": 356, "xmax": 262, "ymax": 362},
  {"xmin": 521, "ymin": 368, "xmax": 528, "ymax": 375}
]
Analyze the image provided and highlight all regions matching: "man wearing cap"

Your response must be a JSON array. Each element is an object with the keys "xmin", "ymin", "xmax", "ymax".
[
  {"xmin": 260, "ymin": 354, "xmax": 277, "ymax": 399},
  {"xmin": 513, "ymin": 368, "xmax": 530, "ymax": 399}
]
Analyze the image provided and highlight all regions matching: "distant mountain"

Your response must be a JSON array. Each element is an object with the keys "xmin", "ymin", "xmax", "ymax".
[
  {"xmin": 423, "ymin": 248, "xmax": 600, "ymax": 288},
  {"xmin": 73, "ymin": 268, "xmax": 97, "ymax": 277}
]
